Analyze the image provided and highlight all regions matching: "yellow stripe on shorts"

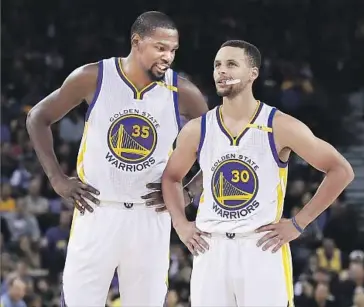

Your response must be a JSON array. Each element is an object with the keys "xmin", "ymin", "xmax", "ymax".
[
  {"xmin": 77, "ymin": 122, "xmax": 89, "ymax": 183},
  {"xmin": 70, "ymin": 122, "xmax": 89, "ymax": 239},
  {"xmin": 282, "ymin": 244, "xmax": 294, "ymax": 306}
]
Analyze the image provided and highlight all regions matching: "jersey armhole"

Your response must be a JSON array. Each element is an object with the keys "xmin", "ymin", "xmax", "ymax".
[
  {"xmin": 172, "ymin": 71, "xmax": 182, "ymax": 131},
  {"xmin": 267, "ymin": 108, "xmax": 288, "ymax": 168},
  {"xmin": 85, "ymin": 60, "xmax": 104, "ymax": 121},
  {"xmin": 197, "ymin": 114, "xmax": 207, "ymax": 162}
]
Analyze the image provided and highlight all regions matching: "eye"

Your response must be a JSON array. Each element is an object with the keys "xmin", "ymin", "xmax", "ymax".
[
  {"xmin": 228, "ymin": 62, "xmax": 237, "ymax": 67},
  {"xmin": 156, "ymin": 45, "xmax": 165, "ymax": 51},
  {"xmin": 214, "ymin": 62, "xmax": 220, "ymax": 68}
]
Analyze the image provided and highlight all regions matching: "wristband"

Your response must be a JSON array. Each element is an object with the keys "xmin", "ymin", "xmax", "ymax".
[{"xmin": 291, "ymin": 216, "xmax": 304, "ymax": 234}]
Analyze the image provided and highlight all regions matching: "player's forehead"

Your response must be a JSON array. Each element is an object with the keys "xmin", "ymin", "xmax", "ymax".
[
  {"xmin": 214, "ymin": 46, "xmax": 247, "ymax": 63},
  {"xmin": 144, "ymin": 27, "xmax": 179, "ymax": 48}
]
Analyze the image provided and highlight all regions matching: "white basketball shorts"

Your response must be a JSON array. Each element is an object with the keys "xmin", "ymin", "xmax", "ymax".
[
  {"xmin": 190, "ymin": 232, "xmax": 294, "ymax": 307},
  {"xmin": 62, "ymin": 201, "xmax": 171, "ymax": 307}
]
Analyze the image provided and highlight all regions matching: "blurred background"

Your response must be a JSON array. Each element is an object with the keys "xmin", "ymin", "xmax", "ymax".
[{"xmin": 1, "ymin": 0, "xmax": 364, "ymax": 306}]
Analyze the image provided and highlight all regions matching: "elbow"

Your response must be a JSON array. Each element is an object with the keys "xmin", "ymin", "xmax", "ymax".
[
  {"xmin": 344, "ymin": 163, "xmax": 355, "ymax": 184},
  {"xmin": 26, "ymin": 107, "xmax": 48, "ymax": 132},
  {"xmin": 26, "ymin": 107, "xmax": 38, "ymax": 131},
  {"xmin": 161, "ymin": 169, "xmax": 181, "ymax": 188},
  {"xmin": 161, "ymin": 169, "xmax": 173, "ymax": 187},
  {"xmin": 25, "ymin": 110, "xmax": 35, "ymax": 134},
  {"xmin": 339, "ymin": 159, "xmax": 355, "ymax": 185}
]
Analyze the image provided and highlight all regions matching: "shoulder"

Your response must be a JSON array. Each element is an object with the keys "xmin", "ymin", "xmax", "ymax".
[
  {"xmin": 272, "ymin": 109, "xmax": 319, "ymax": 151},
  {"xmin": 177, "ymin": 75, "xmax": 205, "ymax": 102},
  {"xmin": 181, "ymin": 117, "xmax": 202, "ymax": 135},
  {"xmin": 177, "ymin": 75, "xmax": 202, "ymax": 95},
  {"xmin": 273, "ymin": 110, "xmax": 298, "ymax": 126},
  {"xmin": 176, "ymin": 117, "xmax": 202, "ymax": 149},
  {"xmin": 175, "ymin": 75, "xmax": 208, "ymax": 119},
  {"xmin": 60, "ymin": 62, "xmax": 101, "ymax": 103},
  {"xmin": 272, "ymin": 110, "xmax": 307, "ymax": 138},
  {"xmin": 67, "ymin": 62, "xmax": 99, "ymax": 84}
]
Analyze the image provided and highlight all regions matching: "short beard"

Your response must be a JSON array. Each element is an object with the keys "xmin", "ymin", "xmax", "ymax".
[
  {"xmin": 147, "ymin": 65, "xmax": 166, "ymax": 81},
  {"xmin": 216, "ymin": 82, "xmax": 247, "ymax": 98},
  {"xmin": 216, "ymin": 88, "xmax": 233, "ymax": 97}
]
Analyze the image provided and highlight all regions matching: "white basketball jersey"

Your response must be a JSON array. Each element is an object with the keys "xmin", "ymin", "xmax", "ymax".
[
  {"xmin": 196, "ymin": 101, "xmax": 288, "ymax": 234},
  {"xmin": 77, "ymin": 57, "xmax": 180, "ymax": 203}
]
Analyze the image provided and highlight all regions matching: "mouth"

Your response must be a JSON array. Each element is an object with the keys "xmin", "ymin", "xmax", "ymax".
[
  {"xmin": 217, "ymin": 78, "xmax": 233, "ymax": 85},
  {"xmin": 155, "ymin": 64, "xmax": 169, "ymax": 72}
]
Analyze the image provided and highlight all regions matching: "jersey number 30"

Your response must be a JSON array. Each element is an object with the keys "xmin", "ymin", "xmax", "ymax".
[{"xmin": 231, "ymin": 170, "xmax": 250, "ymax": 183}]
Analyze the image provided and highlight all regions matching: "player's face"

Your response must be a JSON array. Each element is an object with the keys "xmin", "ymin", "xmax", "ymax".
[
  {"xmin": 213, "ymin": 46, "xmax": 258, "ymax": 97},
  {"xmin": 134, "ymin": 28, "xmax": 179, "ymax": 81}
]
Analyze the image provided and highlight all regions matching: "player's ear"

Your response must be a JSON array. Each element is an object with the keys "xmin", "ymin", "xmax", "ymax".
[
  {"xmin": 131, "ymin": 33, "xmax": 141, "ymax": 49},
  {"xmin": 250, "ymin": 67, "xmax": 259, "ymax": 81}
]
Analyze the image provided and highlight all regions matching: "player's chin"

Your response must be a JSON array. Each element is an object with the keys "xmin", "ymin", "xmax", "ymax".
[
  {"xmin": 151, "ymin": 68, "xmax": 166, "ymax": 81},
  {"xmin": 216, "ymin": 89, "xmax": 230, "ymax": 97}
]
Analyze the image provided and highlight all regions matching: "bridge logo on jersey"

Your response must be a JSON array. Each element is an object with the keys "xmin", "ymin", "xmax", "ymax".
[
  {"xmin": 106, "ymin": 111, "xmax": 158, "ymax": 172},
  {"xmin": 211, "ymin": 156, "xmax": 260, "ymax": 220}
]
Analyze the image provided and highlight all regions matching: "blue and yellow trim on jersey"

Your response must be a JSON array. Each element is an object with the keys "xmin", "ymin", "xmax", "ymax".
[
  {"xmin": 115, "ymin": 57, "xmax": 178, "ymax": 100},
  {"xmin": 216, "ymin": 100, "xmax": 263, "ymax": 146},
  {"xmin": 273, "ymin": 157, "xmax": 292, "ymax": 306},
  {"xmin": 171, "ymin": 71, "xmax": 181, "ymax": 131},
  {"xmin": 76, "ymin": 122, "xmax": 89, "ymax": 184},
  {"xmin": 268, "ymin": 107, "xmax": 289, "ymax": 168},
  {"xmin": 264, "ymin": 105, "xmax": 291, "ymax": 306},
  {"xmin": 271, "ymin": 166, "xmax": 292, "ymax": 306},
  {"xmin": 85, "ymin": 60, "xmax": 103, "ymax": 121},
  {"xmin": 197, "ymin": 114, "xmax": 207, "ymax": 162},
  {"xmin": 69, "ymin": 122, "xmax": 90, "ymax": 240},
  {"xmin": 282, "ymin": 243, "xmax": 294, "ymax": 306},
  {"xmin": 70, "ymin": 59, "xmax": 104, "ymax": 239},
  {"xmin": 115, "ymin": 57, "xmax": 157, "ymax": 100},
  {"xmin": 274, "ymin": 166, "xmax": 288, "ymax": 222}
]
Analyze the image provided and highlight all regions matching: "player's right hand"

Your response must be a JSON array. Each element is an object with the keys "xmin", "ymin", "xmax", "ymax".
[
  {"xmin": 175, "ymin": 221, "xmax": 210, "ymax": 256},
  {"xmin": 51, "ymin": 175, "xmax": 100, "ymax": 213}
]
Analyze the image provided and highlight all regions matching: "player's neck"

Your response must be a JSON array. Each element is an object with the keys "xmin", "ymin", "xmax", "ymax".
[
  {"xmin": 222, "ymin": 89, "xmax": 257, "ymax": 119},
  {"xmin": 121, "ymin": 55, "xmax": 154, "ymax": 90}
]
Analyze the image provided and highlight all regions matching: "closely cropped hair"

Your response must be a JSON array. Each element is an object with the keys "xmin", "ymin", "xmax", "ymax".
[
  {"xmin": 221, "ymin": 40, "xmax": 261, "ymax": 69},
  {"xmin": 131, "ymin": 11, "xmax": 177, "ymax": 38}
]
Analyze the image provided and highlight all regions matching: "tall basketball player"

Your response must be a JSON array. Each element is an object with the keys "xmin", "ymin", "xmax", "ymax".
[
  {"xmin": 162, "ymin": 40, "xmax": 354, "ymax": 306},
  {"xmin": 26, "ymin": 11, "xmax": 208, "ymax": 307}
]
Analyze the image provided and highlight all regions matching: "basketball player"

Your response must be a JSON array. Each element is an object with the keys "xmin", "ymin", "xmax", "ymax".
[
  {"xmin": 161, "ymin": 40, "xmax": 354, "ymax": 306},
  {"xmin": 26, "ymin": 11, "xmax": 208, "ymax": 307}
]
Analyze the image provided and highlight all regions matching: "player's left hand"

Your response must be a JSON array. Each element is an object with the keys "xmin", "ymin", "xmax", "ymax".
[
  {"xmin": 143, "ymin": 182, "xmax": 193, "ymax": 212},
  {"xmin": 255, "ymin": 218, "xmax": 301, "ymax": 253},
  {"xmin": 142, "ymin": 182, "xmax": 165, "ymax": 212}
]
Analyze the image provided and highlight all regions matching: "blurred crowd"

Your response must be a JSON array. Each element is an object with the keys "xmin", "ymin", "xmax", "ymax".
[{"xmin": 1, "ymin": 0, "xmax": 364, "ymax": 306}]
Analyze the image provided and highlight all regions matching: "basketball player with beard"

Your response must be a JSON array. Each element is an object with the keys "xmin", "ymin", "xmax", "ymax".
[
  {"xmin": 26, "ymin": 11, "xmax": 208, "ymax": 307},
  {"xmin": 162, "ymin": 40, "xmax": 354, "ymax": 306}
]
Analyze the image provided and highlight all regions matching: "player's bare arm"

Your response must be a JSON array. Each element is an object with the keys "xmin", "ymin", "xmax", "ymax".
[
  {"xmin": 257, "ymin": 112, "xmax": 354, "ymax": 252},
  {"xmin": 26, "ymin": 64, "xmax": 100, "ymax": 213},
  {"xmin": 178, "ymin": 76, "xmax": 209, "ymax": 120},
  {"xmin": 143, "ymin": 76, "xmax": 208, "ymax": 211},
  {"xmin": 162, "ymin": 118, "xmax": 210, "ymax": 255},
  {"xmin": 178, "ymin": 76, "xmax": 208, "ymax": 200}
]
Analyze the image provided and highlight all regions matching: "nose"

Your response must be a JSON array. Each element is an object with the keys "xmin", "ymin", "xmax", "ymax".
[
  {"xmin": 216, "ymin": 65, "xmax": 227, "ymax": 75},
  {"xmin": 162, "ymin": 51, "xmax": 174, "ymax": 64},
  {"xmin": 163, "ymin": 51, "xmax": 175, "ymax": 64}
]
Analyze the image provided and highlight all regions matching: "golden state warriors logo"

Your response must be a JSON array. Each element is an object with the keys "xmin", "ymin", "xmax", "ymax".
[
  {"xmin": 106, "ymin": 110, "xmax": 159, "ymax": 172},
  {"xmin": 211, "ymin": 155, "xmax": 261, "ymax": 219}
]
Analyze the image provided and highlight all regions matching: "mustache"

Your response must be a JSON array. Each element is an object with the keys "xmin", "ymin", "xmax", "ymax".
[{"xmin": 154, "ymin": 61, "xmax": 170, "ymax": 67}]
